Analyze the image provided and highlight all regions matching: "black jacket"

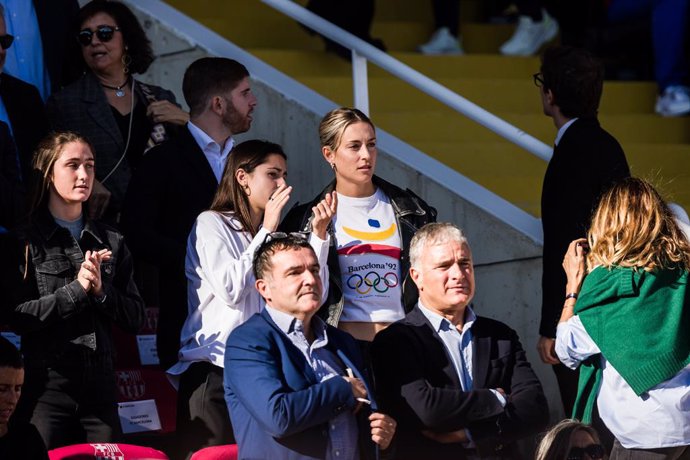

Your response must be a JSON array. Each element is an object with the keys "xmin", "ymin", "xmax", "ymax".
[
  {"xmin": 540, "ymin": 117, "xmax": 629, "ymax": 338},
  {"xmin": 280, "ymin": 175, "xmax": 436, "ymax": 326},
  {"xmin": 7, "ymin": 207, "xmax": 145, "ymax": 368},
  {"xmin": 372, "ymin": 307, "xmax": 549, "ymax": 460},
  {"xmin": 0, "ymin": 73, "xmax": 49, "ymax": 184},
  {"xmin": 121, "ymin": 126, "xmax": 219, "ymax": 369}
]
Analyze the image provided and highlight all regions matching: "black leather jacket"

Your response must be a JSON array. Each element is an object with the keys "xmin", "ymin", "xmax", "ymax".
[
  {"xmin": 281, "ymin": 176, "xmax": 436, "ymax": 326},
  {"xmin": 8, "ymin": 207, "xmax": 145, "ymax": 371}
]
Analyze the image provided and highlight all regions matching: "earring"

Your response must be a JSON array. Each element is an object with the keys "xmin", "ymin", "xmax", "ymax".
[
  {"xmin": 244, "ymin": 185, "xmax": 251, "ymax": 197},
  {"xmin": 330, "ymin": 162, "xmax": 337, "ymax": 172},
  {"xmin": 121, "ymin": 53, "xmax": 132, "ymax": 75}
]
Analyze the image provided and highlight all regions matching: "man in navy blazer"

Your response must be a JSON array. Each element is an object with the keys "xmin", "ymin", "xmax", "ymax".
[
  {"xmin": 224, "ymin": 234, "xmax": 396, "ymax": 460},
  {"xmin": 372, "ymin": 223, "xmax": 549, "ymax": 460}
]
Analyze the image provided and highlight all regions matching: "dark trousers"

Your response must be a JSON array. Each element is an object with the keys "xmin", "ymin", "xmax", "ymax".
[
  {"xmin": 16, "ymin": 367, "xmax": 119, "ymax": 450},
  {"xmin": 552, "ymin": 362, "xmax": 579, "ymax": 416},
  {"xmin": 175, "ymin": 361, "xmax": 234, "ymax": 460},
  {"xmin": 610, "ymin": 440, "xmax": 690, "ymax": 460}
]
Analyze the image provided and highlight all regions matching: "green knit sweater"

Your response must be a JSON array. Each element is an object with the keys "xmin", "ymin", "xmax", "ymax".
[{"xmin": 571, "ymin": 265, "xmax": 690, "ymax": 422}]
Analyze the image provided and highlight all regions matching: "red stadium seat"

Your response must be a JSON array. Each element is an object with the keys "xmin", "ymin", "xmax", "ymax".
[
  {"xmin": 48, "ymin": 443, "xmax": 169, "ymax": 460},
  {"xmin": 189, "ymin": 444, "xmax": 239, "ymax": 460}
]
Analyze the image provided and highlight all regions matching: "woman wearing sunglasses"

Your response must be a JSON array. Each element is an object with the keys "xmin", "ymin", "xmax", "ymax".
[
  {"xmin": 556, "ymin": 178, "xmax": 690, "ymax": 459},
  {"xmin": 536, "ymin": 420, "xmax": 605, "ymax": 460},
  {"xmin": 281, "ymin": 107, "xmax": 436, "ymax": 344},
  {"xmin": 168, "ymin": 139, "xmax": 335, "ymax": 458},
  {"xmin": 46, "ymin": 0, "xmax": 188, "ymax": 224},
  {"xmin": 5, "ymin": 132, "xmax": 144, "ymax": 448}
]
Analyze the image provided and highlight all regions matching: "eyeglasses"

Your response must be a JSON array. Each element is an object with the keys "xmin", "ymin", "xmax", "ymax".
[
  {"xmin": 567, "ymin": 444, "xmax": 605, "ymax": 460},
  {"xmin": 77, "ymin": 25, "xmax": 120, "ymax": 46},
  {"xmin": 0, "ymin": 34, "xmax": 14, "ymax": 50},
  {"xmin": 533, "ymin": 72, "xmax": 545, "ymax": 88}
]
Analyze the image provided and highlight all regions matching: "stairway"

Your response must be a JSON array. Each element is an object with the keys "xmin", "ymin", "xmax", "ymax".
[{"xmin": 164, "ymin": 0, "xmax": 690, "ymax": 218}]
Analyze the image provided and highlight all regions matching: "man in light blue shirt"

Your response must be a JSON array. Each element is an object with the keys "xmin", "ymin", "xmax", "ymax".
[
  {"xmin": 372, "ymin": 222, "xmax": 549, "ymax": 460},
  {"xmin": 224, "ymin": 234, "xmax": 396, "ymax": 460}
]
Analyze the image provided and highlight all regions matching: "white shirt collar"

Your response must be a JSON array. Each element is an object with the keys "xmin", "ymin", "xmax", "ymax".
[
  {"xmin": 187, "ymin": 121, "xmax": 234, "ymax": 182},
  {"xmin": 265, "ymin": 305, "xmax": 328, "ymax": 341},
  {"xmin": 554, "ymin": 117, "xmax": 578, "ymax": 146}
]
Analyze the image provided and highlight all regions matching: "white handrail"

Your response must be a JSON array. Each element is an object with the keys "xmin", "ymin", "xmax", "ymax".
[{"xmin": 262, "ymin": 0, "xmax": 553, "ymax": 162}]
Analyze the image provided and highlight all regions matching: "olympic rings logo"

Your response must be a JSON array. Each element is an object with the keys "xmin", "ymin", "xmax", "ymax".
[{"xmin": 347, "ymin": 271, "xmax": 399, "ymax": 294}]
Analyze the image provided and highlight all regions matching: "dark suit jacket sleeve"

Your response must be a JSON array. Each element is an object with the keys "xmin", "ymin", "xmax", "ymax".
[
  {"xmin": 120, "ymin": 147, "xmax": 184, "ymax": 266},
  {"xmin": 0, "ymin": 122, "xmax": 24, "ymax": 229},
  {"xmin": 224, "ymin": 324, "xmax": 357, "ymax": 438},
  {"xmin": 468, "ymin": 325, "xmax": 549, "ymax": 449},
  {"xmin": 372, "ymin": 323, "xmax": 504, "ymax": 431},
  {"xmin": 45, "ymin": 92, "xmax": 67, "ymax": 131}
]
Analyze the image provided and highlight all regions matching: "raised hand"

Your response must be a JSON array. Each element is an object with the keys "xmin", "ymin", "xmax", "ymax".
[
  {"xmin": 262, "ymin": 184, "xmax": 292, "ymax": 232},
  {"xmin": 311, "ymin": 191, "xmax": 337, "ymax": 240},
  {"xmin": 146, "ymin": 100, "xmax": 190, "ymax": 125}
]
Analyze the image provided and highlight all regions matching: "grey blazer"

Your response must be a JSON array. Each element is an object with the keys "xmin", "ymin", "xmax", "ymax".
[{"xmin": 46, "ymin": 72, "xmax": 178, "ymax": 216}]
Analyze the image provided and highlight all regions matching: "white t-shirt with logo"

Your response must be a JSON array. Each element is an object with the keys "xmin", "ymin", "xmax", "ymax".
[{"xmin": 334, "ymin": 188, "xmax": 404, "ymax": 323}]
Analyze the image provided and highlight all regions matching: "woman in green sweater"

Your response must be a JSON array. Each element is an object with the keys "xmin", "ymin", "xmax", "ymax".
[{"xmin": 555, "ymin": 177, "xmax": 690, "ymax": 460}]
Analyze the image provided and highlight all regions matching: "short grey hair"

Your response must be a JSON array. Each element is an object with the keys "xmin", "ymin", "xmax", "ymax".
[{"xmin": 409, "ymin": 222, "xmax": 469, "ymax": 269}]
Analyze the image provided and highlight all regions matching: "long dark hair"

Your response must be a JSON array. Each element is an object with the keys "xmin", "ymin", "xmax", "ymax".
[{"xmin": 210, "ymin": 140, "xmax": 286, "ymax": 237}]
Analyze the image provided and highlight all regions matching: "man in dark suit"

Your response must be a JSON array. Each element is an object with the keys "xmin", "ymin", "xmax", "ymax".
[
  {"xmin": 372, "ymin": 223, "xmax": 548, "ymax": 460},
  {"xmin": 535, "ymin": 46, "xmax": 630, "ymax": 416},
  {"xmin": 225, "ymin": 234, "xmax": 395, "ymax": 460},
  {"xmin": 0, "ymin": 121, "xmax": 23, "ymax": 231},
  {"xmin": 0, "ymin": 5, "xmax": 49, "ymax": 185},
  {"xmin": 121, "ymin": 57, "xmax": 257, "ymax": 458},
  {"xmin": 2, "ymin": 0, "xmax": 81, "ymax": 99}
]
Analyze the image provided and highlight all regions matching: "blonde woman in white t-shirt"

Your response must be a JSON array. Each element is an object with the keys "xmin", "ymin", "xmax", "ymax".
[
  {"xmin": 282, "ymin": 108, "xmax": 437, "ymax": 343},
  {"xmin": 170, "ymin": 139, "xmax": 336, "ymax": 456}
]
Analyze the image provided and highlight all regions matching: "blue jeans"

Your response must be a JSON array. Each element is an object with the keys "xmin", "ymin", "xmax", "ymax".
[{"xmin": 608, "ymin": 0, "xmax": 689, "ymax": 91}]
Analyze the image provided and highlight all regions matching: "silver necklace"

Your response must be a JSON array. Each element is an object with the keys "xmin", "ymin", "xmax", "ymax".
[{"xmin": 101, "ymin": 77, "xmax": 129, "ymax": 97}]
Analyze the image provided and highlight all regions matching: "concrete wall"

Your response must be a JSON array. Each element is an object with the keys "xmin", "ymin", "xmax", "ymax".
[{"xmin": 132, "ymin": 2, "xmax": 563, "ymax": 425}]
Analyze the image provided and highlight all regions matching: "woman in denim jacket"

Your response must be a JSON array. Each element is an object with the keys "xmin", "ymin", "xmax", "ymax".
[{"xmin": 5, "ymin": 132, "xmax": 145, "ymax": 449}]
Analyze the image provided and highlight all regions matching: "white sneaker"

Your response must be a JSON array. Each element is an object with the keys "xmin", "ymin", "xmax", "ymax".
[
  {"xmin": 418, "ymin": 27, "xmax": 463, "ymax": 55},
  {"xmin": 655, "ymin": 85, "xmax": 690, "ymax": 117},
  {"xmin": 500, "ymin": 9, "xmax": 559, "ymax": 56}
]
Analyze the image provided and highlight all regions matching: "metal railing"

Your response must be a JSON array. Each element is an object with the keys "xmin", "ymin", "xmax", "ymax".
[{"xmin": 262, "ymin": 0, "xmax": 553, "ymax": 162}]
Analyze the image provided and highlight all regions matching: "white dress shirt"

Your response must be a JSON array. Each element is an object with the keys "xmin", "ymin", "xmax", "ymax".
[
  {"xmin": 554, "ymin": 117, "xmax": 578, "ymax": 146},
  {"xmin": 556, "ymin": 316, "xmax": 690, "ymax": 448},
  {"xmin": 187, "ymin": 121, "xmax": 233, "ymax": 182},
  {"xmin": 167, "ymin": 211, "xmax": 330, "ymax": 380}
]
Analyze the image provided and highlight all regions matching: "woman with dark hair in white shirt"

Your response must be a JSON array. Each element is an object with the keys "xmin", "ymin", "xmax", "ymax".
[{"xmin": 169, "ymin": 139, "xmax": 335, "ymax": 457}]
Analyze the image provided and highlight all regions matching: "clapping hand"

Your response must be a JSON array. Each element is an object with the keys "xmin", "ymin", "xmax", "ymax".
[
  {"xmin": 311, "ymin": 192, "xmax": 337, "ymax": 240},
  {"xmin": 77, "ymin": 249, "xmax": 112, "ymax": 296}
]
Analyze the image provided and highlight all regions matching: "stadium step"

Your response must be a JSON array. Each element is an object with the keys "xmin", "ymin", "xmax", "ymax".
[{"xmin": 164, "ymin": 0, "xmax": 690, "ymax": 217}]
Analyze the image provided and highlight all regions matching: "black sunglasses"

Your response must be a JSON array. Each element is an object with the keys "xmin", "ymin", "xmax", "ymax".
[
  {"xmin": 252, "ymin": 231, "xmax": 310, "ymax": 268},
  {"xmin": 0, "ymin": 34, "xmax": 14, "ymax": 50},
  {"xmin": 567, "ymin": 444, "xmax": 605, "ymax": 460},
  {"xmin": 77, "ymin": 25, "xmax": 120, "ymax": 46},
  {"xmin": 533, "ymin": 72, "xmax": 545, "ymax": 88}
]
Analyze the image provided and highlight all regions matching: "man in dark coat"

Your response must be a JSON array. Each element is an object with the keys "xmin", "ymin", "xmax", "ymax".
[
  {"xmin": 535, "ymin": 46, "xmax": 630, "ymax": 415},
  {"xmin": 372, "ymin": 223, "xmax": 548, "ymax": 460}
]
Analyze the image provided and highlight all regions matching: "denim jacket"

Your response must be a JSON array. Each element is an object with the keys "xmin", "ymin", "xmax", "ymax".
[
  {"xmin": 281, "ymin": 175, "xmax": 437, "ymax": 326},
  {"xmin": 9, "ymin": 207, "xmax": 145, "ymax": 370}
]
